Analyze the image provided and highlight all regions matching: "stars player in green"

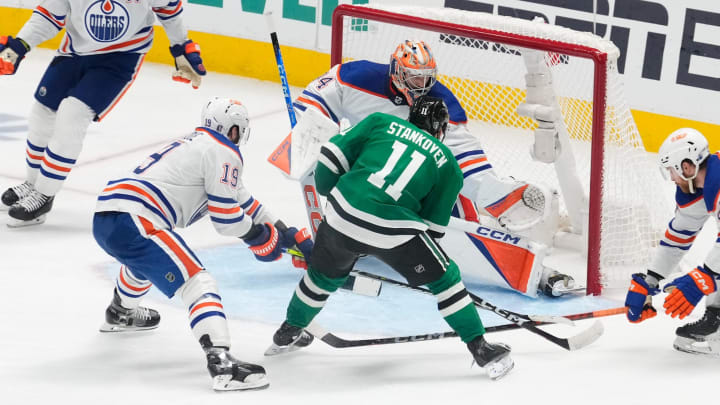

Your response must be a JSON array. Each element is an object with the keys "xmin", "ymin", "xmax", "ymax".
[{"xmin": 266, "ymin": 96, "xmax": 514, "ymax": 380}]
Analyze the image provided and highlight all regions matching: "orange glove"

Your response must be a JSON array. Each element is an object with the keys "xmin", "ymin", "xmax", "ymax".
[{"xmin": 663, "ymin": 267, "xmax": 717, "ymax": 319}]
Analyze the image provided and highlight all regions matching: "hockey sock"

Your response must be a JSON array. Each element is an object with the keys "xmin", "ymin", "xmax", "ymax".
[
  {"xmin": 25, "ymin": 102, "xmax": 56, "ymax": 185},
  {"xmin": 426, "ymin": 263, "xmax": 485, "ymax": 343},
  {"xmin": 115, "ymin": 265, "xmax": 152, "ymax": 308},
  {"xmin": 180, "ymin": 271, "xmax": 231, "ymax": 348},
  {"xmin": 34, "ymin": 97, "xmax": 94, "ymax": 196},
  {"xmin": 286, "ymin": 268, "xmax": 347, "ymax": 328}
]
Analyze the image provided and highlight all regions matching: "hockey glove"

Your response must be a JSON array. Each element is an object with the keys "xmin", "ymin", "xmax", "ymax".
[
  {"xmin": 0, "ymin": 36, "xmax": 30, "ymax": 75},
  {"xmin": 664, "ymin": 266, "xmax": 717, "ymax": 319},
  {"xmin": 280, "ymin": 227, "xmax": 314, "ymax": 269},
  {"xmin": 169, "ymin": 39, "xmax": 205, "ymax": 89},
  {"xmin": 625, "ymin": 273, "xmax": 660, "ymax": 323},
  {"xmin": 243, "ymin": 223, "xmax": 282, "ymax": 262}
]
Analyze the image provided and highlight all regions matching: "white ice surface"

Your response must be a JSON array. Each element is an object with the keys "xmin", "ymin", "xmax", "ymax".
[{"xmin": 1, "ymin": 49, "xmax": 718, "ymax": 405}]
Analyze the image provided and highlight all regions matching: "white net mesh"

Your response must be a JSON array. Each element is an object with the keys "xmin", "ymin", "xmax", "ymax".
[{"xmin": 337, "ymin": 5, "xmax": 673, "ymax": 289}]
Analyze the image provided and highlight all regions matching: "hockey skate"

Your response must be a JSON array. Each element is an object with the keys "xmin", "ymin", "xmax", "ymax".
[
  {"xmin": 99, "ymin": 289, "xmax": 160, "ymax": 332},
  {"xmin": 673, "ymin": 306, "xmax": 720, "ymax": 357},
  {"xmin": 205, "ymin": 346, "xmax": 269, "ymax": 391},
  {"xmin": 467, "ymin": 335, "xmax": 514, "ymax": 380},
  {"xmin": 7, "ymin": 189, "xmax": 54, "ymax": 227},
  {"xmin": 1, "ymin": 181, "xmax": 34, "ymax": 211},
  {"xmin": 540, "ymin": 268, "xmax": 580, "ymax": 297},
  {"xmin": 264, "ymin": 321, "xmax": 314, "ymax": 356}
]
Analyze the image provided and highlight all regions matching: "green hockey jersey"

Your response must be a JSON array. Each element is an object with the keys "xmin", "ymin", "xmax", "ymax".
[{"xmin": 315, "ymin": 112, "xmax": 463, "ymax": 248}]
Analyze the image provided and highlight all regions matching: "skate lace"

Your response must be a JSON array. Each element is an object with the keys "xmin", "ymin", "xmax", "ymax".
[
  {"xmin": 19, "ymin": 191, "xmax": 48, "ymax": 211},
  {"xmin": 13, "ymin": 182, "xmax": 34, "ymax": 200},
  {"xmin": 133, "ymin": 306, "xmax": 152, "ymax": 321}
]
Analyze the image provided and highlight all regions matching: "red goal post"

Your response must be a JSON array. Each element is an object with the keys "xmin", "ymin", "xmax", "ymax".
[{"xmin": 330, "ymin": 4, "xmax": 672, "ymax": 295}]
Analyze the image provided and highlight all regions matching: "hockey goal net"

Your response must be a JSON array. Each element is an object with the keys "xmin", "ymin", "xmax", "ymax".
[{"xmin": 331, "ymin": 4, "xmax": 673, "ymax": 295}]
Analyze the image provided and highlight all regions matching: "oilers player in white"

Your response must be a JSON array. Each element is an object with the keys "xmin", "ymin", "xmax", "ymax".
[
  {"xmin": 92, "ymin": 98, "xmax": 314, "ymax": 391},
  {"xmin": 0, "ymin": 0, "xmax": 206, "ymax": 227},
  {"xmin": 287, "ymin": 40, "xmax": 572, "ymax": 297},
  {"xmin": 625, "ymin": 128, "xmax": 720, "ymax": 356}
]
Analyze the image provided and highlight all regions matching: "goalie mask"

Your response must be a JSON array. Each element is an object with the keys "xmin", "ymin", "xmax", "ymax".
[
  {"xmin": 201, "ymin": 97, "xmax": 251, "ymax": 145},
  {"xmin": 408, "ymin": 95, "xmax": 449, "ymax": 141},
  {"xmin": 389, "ymin": 40, "xmax": 437, "ymax": 103},
  {"xmin": 657, "ymin": 127, "xmax": 710, "ymax": 193}
]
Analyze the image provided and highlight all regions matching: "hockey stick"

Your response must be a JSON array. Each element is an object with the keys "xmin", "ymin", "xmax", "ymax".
[
  {"xmin": 307, "ymin": 306, "xmax": 625, "ymax": 349},
  {"xmin": 264, "ymin": 14, "xmax": 380, "ymax": 297},
  {"xmin": 349, "ymin": 270, "xmax": 604, "ymax": 350}
]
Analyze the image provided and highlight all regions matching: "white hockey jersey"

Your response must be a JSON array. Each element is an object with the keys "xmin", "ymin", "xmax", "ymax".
[
  {"xmin": 96, "ymin": 127, "xmax": 275, "ymax": 237},
  {"xmin": 17, "ymin": 0, "xmax": 187, "ymax": 55},
  {"xmin": 293, "ymin": 61, "xmax": 519, "ymax": 215},
  {"xmin": 649, "ymin": 153, "xmax": 720, "ymax": 278}
]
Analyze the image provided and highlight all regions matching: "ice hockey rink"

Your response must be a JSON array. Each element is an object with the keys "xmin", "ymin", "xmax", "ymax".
[{"xmin": 1, "ymin": 49, "xmax": 718, "ymax": 405}]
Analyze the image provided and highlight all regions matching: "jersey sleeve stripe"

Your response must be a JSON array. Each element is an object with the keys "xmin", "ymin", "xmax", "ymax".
[
  {"xmin": 462, "ymin": 165, "xmax": 493, "ymax": 178},
  {"xmin": 210, "ymin": 215, "xmax": 246, "ymax": 224},
  {"xmin": 323, "ymin": 143, "xmax": 349, "ymax": 173},
  {"xmin": 296, "ymin": 96, "xmax": 338, "ymax": 123},
  {"xmin": 208, "ymin": 205, "xmax": 241, "ymax": 215},
  {"xmin": 659, "ymin": 240, "xmax": 691, "ymax": 250},
  {"xmin": 300, "ymin": 90, "xmax": 339, "ymax": 123},
  {"xmin": 668, "ymin": 219, "xmax": 700, "ymax": 236},
  {"xmin": 458, "ymin": 157, "xmax": 487, "ymax": 169},
  {"xmin": 152, "ymin": 0, "xmax": 183, "ymax": 18},
  {"xmin": 319, "ymin": 147, "xmax": 344, "ymax": 175},
  {"xmin": 664, "ymin": 230, "xmax": 696, "ymax": 244},
  {"xmin": 207, "ymin": 194, "xmax": 237, "ymax": 204},
  {"xmin": 34, "ymin": 6, "xmax": 65, "ymax": 29}
]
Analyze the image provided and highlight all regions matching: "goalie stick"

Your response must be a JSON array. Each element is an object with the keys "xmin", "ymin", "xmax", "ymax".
[
  {"xmin": 264, "ymin": 13, "xmax": 380, "ymax": 297},
  {"xmin": 307, "ymin": 306, "xmax": 624, "ymax": 349}
]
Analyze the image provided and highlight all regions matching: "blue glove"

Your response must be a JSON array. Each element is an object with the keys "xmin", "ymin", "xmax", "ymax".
[
  {"xmin": 279, "ymin": 226, "xmax": 314, "ymax": 269},
  {"xmin": 243, "ymin": 223, "xmax": 282, "ymax": 262},
  {"xmin": 0, "ymin": 36, "xmax": 30, "ymax": 75},
  {"xmin": 625, "ymin": 273, "xmax": 660, "ymax": 323},
  {"xmin": 664, "ymin": 267, "xmax": 717, "ymax": 319},
  {"xmin": 169, "ymin": 39, "xmax": 205, "ymax": 89}
]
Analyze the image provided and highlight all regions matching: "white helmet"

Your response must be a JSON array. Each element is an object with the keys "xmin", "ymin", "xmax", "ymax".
[
  {"xmin": 657, "ymin": 128, "xmax": 709, "ymax": 192},
  {"xmin": 201, "ymin": 97, "xmax": 251, "ymax": 145}
]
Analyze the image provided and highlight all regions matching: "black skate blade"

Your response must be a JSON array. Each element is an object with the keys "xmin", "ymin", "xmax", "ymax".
[
  {"xmin": 6, "ymin": 214, "xmax": 47, "ymax": 228},
  {"xmin": 99, "ymin": 322, "xmax": 159, "ymax": 333}
]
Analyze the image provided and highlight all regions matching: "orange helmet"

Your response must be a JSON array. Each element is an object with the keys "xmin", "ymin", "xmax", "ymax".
[{"xmin": 389, "ymin": 40, "xmax": 437, "ymax": 103}]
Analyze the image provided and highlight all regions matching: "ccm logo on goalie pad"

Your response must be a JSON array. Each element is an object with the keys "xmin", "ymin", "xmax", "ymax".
[{"xmin": 473, "ymin": 226, "xmax": 521, "ymax": 245}]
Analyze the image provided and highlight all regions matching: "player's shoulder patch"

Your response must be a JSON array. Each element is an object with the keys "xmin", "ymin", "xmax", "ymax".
[
  {"xmin": 337, "ymin": 61, "xmax": 390, "ymax": 97},
  {"xmin": 427, "ymin": 83, "xmax": 468, "ymax": 124}
]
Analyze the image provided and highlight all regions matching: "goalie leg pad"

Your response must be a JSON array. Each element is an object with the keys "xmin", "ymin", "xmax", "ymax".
[
  {"xmin": 179, "ymin": 271, "xmax": 231, "ymax": 349},
  {"xmin": 442, "ymin": 218, "xmax": 549, "ymax": 297}
]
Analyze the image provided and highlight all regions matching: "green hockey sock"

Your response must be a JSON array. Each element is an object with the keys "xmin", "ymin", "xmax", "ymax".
[
  {"xmin": 286, "ymin": 267, "xmax": 348, "ymax": 328},
  {"xmin": 426, "ymin": 262, "xmax": 485, "ymax": 343}
]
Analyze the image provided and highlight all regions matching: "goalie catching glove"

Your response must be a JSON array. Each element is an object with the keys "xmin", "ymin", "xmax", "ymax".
[
  {"xmin": 0, "ymin": 36, "xmax": 29, "ymax": 75},
  {"xmin": 169, "ymin": 39, "xmax": 206, "ymax": 89},
  {"xmin": 664, "ymin": 266, "xmax": 717, "ymax": 320},
  {"xmin": 625, "ymin": 273, "xmax": 661, "ymax": 323}
]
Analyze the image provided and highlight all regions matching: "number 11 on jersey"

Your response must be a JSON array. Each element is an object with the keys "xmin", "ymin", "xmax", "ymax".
[{"xmin": 367, "ymin": 140, "xmax": 426, "ymax": 201}]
